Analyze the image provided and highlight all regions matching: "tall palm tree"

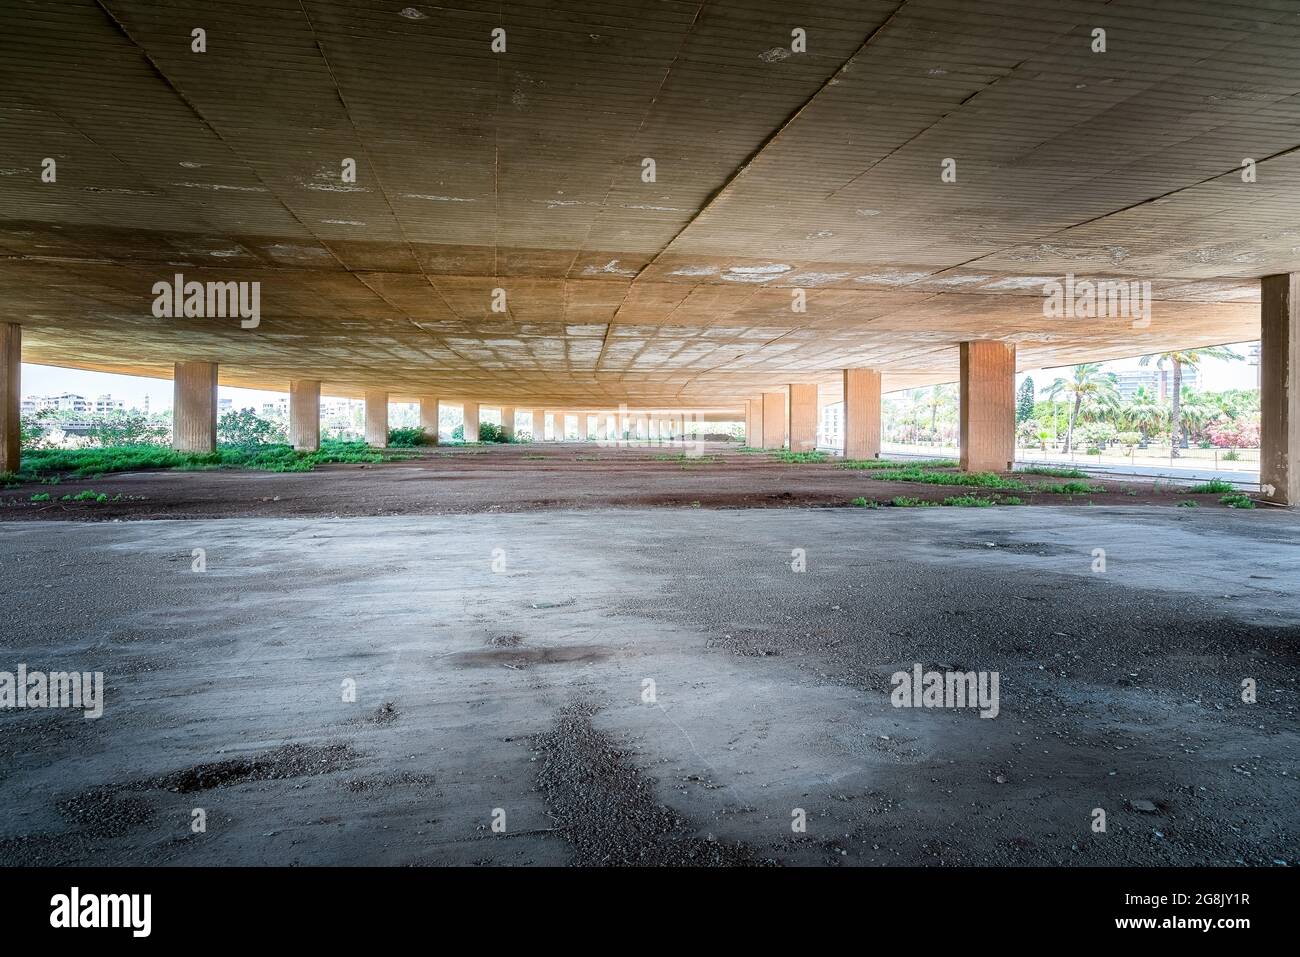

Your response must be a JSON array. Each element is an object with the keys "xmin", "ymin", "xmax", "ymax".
[
  {"xmin": 1138, "ymin": 346, "xmax": 1241, "ymax": 455},
  {"xmin": 1043, "ymin": 363, "xmax": 1121, "ymax": 453},
  {"xmin": 1123, "ymin": 385, "xmax": 1166, "ymax": 442}
]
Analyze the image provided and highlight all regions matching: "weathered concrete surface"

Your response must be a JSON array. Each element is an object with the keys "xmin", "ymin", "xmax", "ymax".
[
  {"xmin": 960, "ymin": 342, "xmax": 1016, "ymax": 473},
  {"xmin": 1, "ymin": 507, "xmax": 1296, "ymax": 866},
  {"xmin": 1261, "ymin": 274, "xmax": 1299, "ymax": 505},
  {"xmin": 761, "ymin": 392, "xmax": 786, "ymax": 450},
  {"xmin": 0, "ymin": 323, "xmax": 18, "ymax": 476},
  {"xmin": 288, "ymin": 379, "xmax": 320, "ymax": 452},
  {"xmin": 788, "ymin": 383, "xmax": 818, "ymax": 453},
  {"xmin": 363, "ymin": 391, "xmax": 388, "ymax": 449},
  {"xmin": 172, "ymin": 361, "xmax": 218, "ymax": 454},
  {"xmin": 843, "ymin": 368, "xmax": 882, "ymax": 461}
]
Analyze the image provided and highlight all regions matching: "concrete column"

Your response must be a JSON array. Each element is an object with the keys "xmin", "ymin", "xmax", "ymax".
[
  {"xmin": 788, "ymin": 383, "xmax": 818, "ymax": 452},
  {"xmin": 597, "ymin": 414, "xmax": 609, "ymax": 441},
  {"xmin": 1261, "ymin": 274, "xmax": 1300, "ymax": 505},
  {"xmin": 289, "ymin": 379, "xmax": 321, "ymax": 452},
  {"xmin": 551, "ymin": 412, "xmax": 566, "ymax": 440},
  {"xmin": 420, "ymin": 396, "xmax": 441, "ymax": 444},
  {"xmin": 959, "ymin": 341, "xmax": 1016, "ymax": 473},
  {"xmin": 0, "ymin": 324, "xmax": 20, "ymax": 475},
  {"xmin": 761, "ymin": 392, "xmax": 785, "ymax": 449},
  {"xmin": 500, "ymin": 406, "xmax": 515, "ymax": 441},
  {"xmin": 530, "ymin": 409, "xmax": 545, "ymax": 441},
  {"xmin": 843, "ymin": 368, "xmax": 882, "ymax": 460},
  {"xmin": 746, "ymin": 398, "xmax": 763, "ymax": 448},
  {"xmin": 364, "ymin": 390, "xmax": 389, "ymax": 448},
  {"xmin": 637, "ymin": 415, "xmax": 649, "ymax": 441},
  {"xmin": 460, "ymin": 402, "xmax": 479, "ymax": 442},
  {"xmin": 173, "ymin": 360, "xmax": 218, "ymax": 453}
]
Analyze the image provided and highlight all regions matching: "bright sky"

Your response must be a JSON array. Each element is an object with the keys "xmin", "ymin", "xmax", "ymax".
[{"xmin": 21, "ymin": 339, "xmax": 1261, "ymax": 411}]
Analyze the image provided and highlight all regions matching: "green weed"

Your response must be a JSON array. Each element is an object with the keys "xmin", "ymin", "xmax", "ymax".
[{"xmin": 1188, "ymin": 479, "xmax": 1235, "ymax": 494}]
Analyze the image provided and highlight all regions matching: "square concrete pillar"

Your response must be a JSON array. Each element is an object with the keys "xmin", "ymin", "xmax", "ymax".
[
  {"xmin": 419, "ymin": 396, "xmax": 441, "ymax": 444},
  {"xmin": 364, "ymin": 390, "xmax": 389, "ymax": 448},
  {"xmin": 551, "ymin": 412, "xmax": 566, "ymax": 440},
  {"xmin": 746, "ymin": 398, "xmax": 762, "ymax": 448},
  {"xmin": 0, "ymin": 324, "xmax": 20, "ymax": 475},
  {"xmin": 463, "ymin": 402, "xmax": 480, "ymax": 442},
  {"xmin": 788, "ymin": 383, "xmax": 818, "ymax": 452},
  {"xmin": 530, "ymin": 409, "xmax": 545, "ymax": 441},
  {"xmin": 0, "ymin": 324, "xmax": 19, "ymax": 476},
  {"xmin": 1261, "ymin": 274, "xmax": 1300, "ymax": 505},
  {"xmin": 289, "ymin": 379, "xmax": 321, "ymax": 452},
  {"xmin": 761, "ymin": 392, "xmax": 786, "ymax": 449},
  {"xmin": 959, "ymin": 341, "xmax": 1016, "ymax": 473},
  {"xmin": 173, "ymin": 360, "xmax": 218, "ymax": 453},
  {"xmin": 843, "ymin": 368, "xmax": 882, "ymax": 460},
  {"xmin": 500, "ymin": 406, "xmax": 516, "ymax": 441}
]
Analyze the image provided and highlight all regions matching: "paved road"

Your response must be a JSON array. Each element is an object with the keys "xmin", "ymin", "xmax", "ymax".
[{"xmin": 1, "ymin": 507, "xmax": 1296, "ymax": 866}]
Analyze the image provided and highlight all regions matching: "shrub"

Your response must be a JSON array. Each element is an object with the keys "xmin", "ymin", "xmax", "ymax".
[
  {"xmin": 891, "ymin": 496, "xmax": 938, "ymax": 507},
  {"xmin": 87, "ymin": 413, "xmax": 171, "ymax": 447},
  {"xmin": 1219, "ymin": 493, "xmax": 1255, "ymax": 509},
  {"xmin": 386, "ymin": 427, "xmax": 428, "ymax": 448},
  {"xmin": 774, "ymin": 450, "xmax": 827, "ymax": 464},
  {"xmin": 218, "ymin": 409, "xmax": 284, "ymax": 446},
  {"xmin": 1187, "ymin": 479, "xmax": 1234, "ymax": 494}
]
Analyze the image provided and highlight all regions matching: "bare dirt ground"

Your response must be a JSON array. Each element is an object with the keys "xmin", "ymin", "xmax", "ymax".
[
  {"xmin": 1, "ymin": 506, "xmax": 1296, "ymax": 866},
  {"xmin": 0, "ymin": 442, "xmax": 1253, "ymax": 522}
]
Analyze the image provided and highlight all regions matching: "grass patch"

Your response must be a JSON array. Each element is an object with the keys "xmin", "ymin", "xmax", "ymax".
[
  {"xmin": 871, "ymin": 468, "xmax": 1031, "ymax": 491},
  {"xmin": 1015, "ymin": 465, "xmax": 1087, "ymax": 478},
  {"xmin": 1176, "ymin": 499, "xmax": 1199, "ymax": 508},
  {"xmin": 838, "ymin": 458, "xmax": 957, "ymax": 470},
  {"xmin": 772, "ymin": 450, "xmax": 827, "ymax": 464},
  {"xmin": 942, "ymin": 494, "xmax": 1000, "ymax": 507},
  {"xmin": 1219, "ymin": 493, "xmax": 1256, "ymax": 509},
  {"xmin": 890, "ymin": 496, "xmax": 939, "ymax": 507},
  {"xmin": 1188, "ymin": 479, "xmax": 1235, "ymax": 494},
  {"xmin": 849, "ymin": 496, "xmax": 882, "ymax": 508},
  {"xmin": 653, "ymin": 453, "xmax": 718, "ymax": 466},
  {"xmin": 14, "ymin": 440, "xmax": 409, "ymax": 481},
  {"xmin": 1032, "ymin": 480, "xmax": 1104, "ymax": 495},
  {"xmin": 29, "ymin": 492, "xmax": 50, "ymax": 502}
]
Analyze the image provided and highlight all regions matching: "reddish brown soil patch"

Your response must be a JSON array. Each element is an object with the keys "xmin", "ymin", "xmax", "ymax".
[{"xmin": 0, "ymin": 443, "xmax": 1245, "ymax": 521}]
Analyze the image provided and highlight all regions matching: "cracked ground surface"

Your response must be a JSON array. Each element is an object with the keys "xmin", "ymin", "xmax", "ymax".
[{"xmin": 0, "ymin": 506, "xmax": 1296, "ymax": 866}]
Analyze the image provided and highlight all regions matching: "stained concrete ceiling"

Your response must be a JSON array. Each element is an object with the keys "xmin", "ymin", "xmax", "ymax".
[{"xmin": 1, "ymin": 0, "xmax": 1295, "ymax": 409}]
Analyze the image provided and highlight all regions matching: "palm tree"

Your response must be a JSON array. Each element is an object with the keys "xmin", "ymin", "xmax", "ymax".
[
  {"xmin": 1123, "ymin": 385, "xmax": 1166, "ymax": 442},
  {"xmin": 1043, "ymin": 363, "xmax": 1121, "ymax": 453},
  {"xmin": 1138, "ymin": 347, "xmax": 1241, "ymax": 455}
]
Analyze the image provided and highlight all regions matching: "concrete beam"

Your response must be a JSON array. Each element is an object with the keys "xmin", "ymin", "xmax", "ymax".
[
  {"xmin": 173, "ymin": 361, "xmax": 218, "ymax": 453},
  {"xmin": 463, "ymin": 402, "xmax": 480, "ymax": 442},
  {"xmin": 288, "ymin": 379, "xmax": 320, "ymax": 452},
  {"xmin": 500, "ymin": 406, "xmax": 516, "ymax": 441},
  {"xmin": 419, "ymin": 396, "xmax": 441, "ymax": 444},
  {"xmin": 959, "ymin": 341, "xmax": 1016, "ymax": 473},
  {"xmin": 364, "ymin": 390, "xmax": 388, "ymax": 448},
  {"xmin": 1261, "ymin": 274, "xmax": 1300, "ymax": 505},
  {"xmin": 1, "ymin": 324, "xmax": 19, "ymax": 475},
  {"xmin": 843, "ymin": 368, "xmax": 882, "ymax": 460},
  {"xmin": 788, "ymin": 383, "xmax": 818, "ymax": 452},
  {"xmin": 761, "ymin": 392, "xmax": 786, "ymax": 449}
]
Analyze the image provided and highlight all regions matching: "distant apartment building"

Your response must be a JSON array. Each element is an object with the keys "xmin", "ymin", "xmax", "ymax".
[
  {"xmin": 21, "ymin": 392, "xmax": 94, "ymax": 415},
  {"xmin": 22, "ymin": 392, "xmax": 132, "ymax": 416},
  {"xmin": 1112, "ymin": 366, "xmax": 1198, "ymax": 402}
]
